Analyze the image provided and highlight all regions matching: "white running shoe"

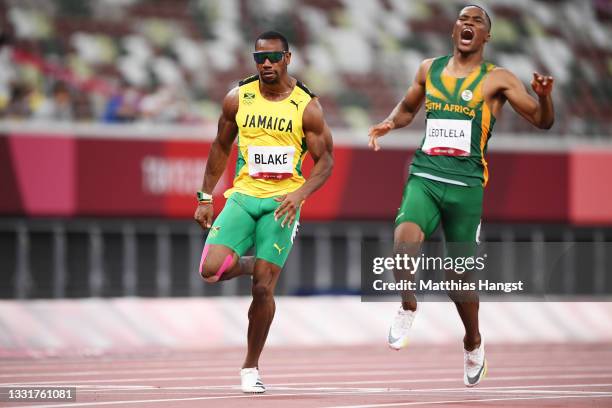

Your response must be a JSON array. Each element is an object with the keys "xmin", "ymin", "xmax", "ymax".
[
  {"xmin": 388, "ymin": 307, "xmax": 417, "ymax": 350},
  {"xmin": 240, "ymin": 367, "xmax": 266, "ymax": 393},
  {"xmin": 464, "ymin": 340, "xmax": 487, "ymax": 387}
]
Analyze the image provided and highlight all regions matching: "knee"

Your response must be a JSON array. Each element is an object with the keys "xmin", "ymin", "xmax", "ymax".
[
  {"xmin": 394, "ymin": 222, "xmax": 425, "ymax": 246},
  {"xmin": 394, "ymin": 222, "xmax": 425, "ymax": 253},
  {"xmin": 200, "ymin": 254, "xmax": 235, "ymax": 283},
  {"xmin": 448, "ymin": 290, "xmax": 479, "ymax": 303},
  {"xmin": 201, "ymin": 262, "xmax": 220, "ymax": 283},
  {"xmin": 251, "ymin": 263, "xmax": 278, "ymax": 301},
  {"xmin": 252, "ymin": 282, "xmax": 273, "ymax": 301}
]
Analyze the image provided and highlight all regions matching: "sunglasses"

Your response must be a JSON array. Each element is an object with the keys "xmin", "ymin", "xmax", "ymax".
[{"xmin": 253, "ymin": 51, "xmax": 286, "ymax": 64}]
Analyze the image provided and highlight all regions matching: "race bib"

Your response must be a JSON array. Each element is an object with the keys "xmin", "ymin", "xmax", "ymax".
[
  {"xmin": 248, "ymin": 145, "xmax": 295, "ymax": 180},
  {"xmin": 422, "ymin": 119, "xmax": 472, "ymax": 157}
]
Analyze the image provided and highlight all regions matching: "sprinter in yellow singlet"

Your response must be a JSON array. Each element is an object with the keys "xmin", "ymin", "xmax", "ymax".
[{"xmin": 193, "ymin": 31, "xmax": 333, "ymax": 393}]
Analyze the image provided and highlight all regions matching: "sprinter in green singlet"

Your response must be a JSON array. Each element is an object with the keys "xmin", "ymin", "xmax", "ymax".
[{"xmin": 368, "ymin": 5, "xmax": 554, "ymax": 387}]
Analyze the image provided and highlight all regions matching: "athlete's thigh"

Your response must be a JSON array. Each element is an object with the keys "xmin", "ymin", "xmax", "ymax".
[
  {"xmin": 205, "ymin": 194, "xmax": 256, "ymax": 256},
  {"xmin": 254, "ymin": 197, "xmax": 301, "ymax": 267},
  {"xmin": 396, "ymin": 175, "xmax": 442, "ymax": 240},
  {"xmin": 440, "ymin": 184, "xmax": 483, "ymax": 244}
]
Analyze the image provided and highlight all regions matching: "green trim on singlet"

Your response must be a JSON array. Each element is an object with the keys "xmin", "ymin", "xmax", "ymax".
[
  {"xmin": 295, "ymin": 137, "xmax": 308, "ymax": 177},
  {"xmin": 296, "ymin": 80, "xmax": 317, "ymax": 98},
  {"xmin": 235, "ymin": 134, "xmax": 246, "ymax": 176},
  {"xmin": 239, "ymin": 74, "xmax": 259, "ymax": 86}
]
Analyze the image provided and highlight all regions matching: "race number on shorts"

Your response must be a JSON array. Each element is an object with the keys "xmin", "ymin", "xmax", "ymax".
[
  {"xmin": 248, "ymin": 145, "xmax": 295, "ymax": 180},
  {"xmin": 422, "ymin": 119, "xmax": 472, "ymax": 156}
]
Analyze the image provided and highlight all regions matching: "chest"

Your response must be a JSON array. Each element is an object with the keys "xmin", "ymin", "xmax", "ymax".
[{"xmin": 236, "ymin": 94, "xmax": 305, "ymax": 139}]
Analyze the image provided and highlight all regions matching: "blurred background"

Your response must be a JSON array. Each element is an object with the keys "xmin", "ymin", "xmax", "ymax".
[
  {"xmin": 0, "ymin": 0, "xmax": 611, "ymax": 354},
  {"xmin": 0, "ymin": 0, "xmax": 610, "ymax": 133}
]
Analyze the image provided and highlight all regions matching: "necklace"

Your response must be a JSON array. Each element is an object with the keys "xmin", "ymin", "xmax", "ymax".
[
  {"xmin": 261, "ymin": 88, "xmax": 293, "ymax": 95},
  {"xmin": 260, "ymin": 81, "xmax": 295, "ymax": 96}
]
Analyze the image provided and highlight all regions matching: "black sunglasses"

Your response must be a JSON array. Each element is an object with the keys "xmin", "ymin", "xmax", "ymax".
[{"xmin": 253, "ymin": 51, "xmax": 286, "ymax": 64}]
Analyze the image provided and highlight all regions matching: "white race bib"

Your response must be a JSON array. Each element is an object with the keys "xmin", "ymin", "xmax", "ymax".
[
  {"xmin": 248, "ymin": 145, "xmax": 295, "ymax": 180},
  {"xmin": 422, "ymin": 119, "xmax": 472, "ymax": 157}
]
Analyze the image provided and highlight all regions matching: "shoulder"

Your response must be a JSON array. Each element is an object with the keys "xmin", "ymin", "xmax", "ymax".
[
  {"xmin": 486, "ymin": 67, "xmax": 522, "ymax": 87},
  {"xmin": 488, "ymin": 67, "xmax": 516, "ymax": 80},
  {"xmin": 303, "ymin": 97, "xmax": 325, "ymax": 132},
  {"xmin": 222, "ymin": 86, "xmax": 240, "ymax": 117},
  {"xmin": 482, "ymin": 67, "xmax": 524, "ymax": 98},
  {"xmin": 420, "ymin": 58, "xmax": 436, "ymax": 72},
  {"xmin": 415, "ymin": 58, "xmax": 436, "ymax": 82},
  {"xmin": 423, "ymin": 57, "xmax": 438, "ymax": 67}
]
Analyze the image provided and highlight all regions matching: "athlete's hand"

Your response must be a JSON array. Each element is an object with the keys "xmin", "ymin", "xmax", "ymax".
[
  {"xmin": 194, "ymin": 203, "xmax": 214, "ymax": 229},
  {"xmin": 368, "ymin": 120, "xmax": 395, "ymax": 151},
  {"xmin": 531, "ymin": 72, "xmax": 554, "ymax": 97},
  {"xmin": 274, "ymin": 191, "xmax": 304, "ymax": 228}
]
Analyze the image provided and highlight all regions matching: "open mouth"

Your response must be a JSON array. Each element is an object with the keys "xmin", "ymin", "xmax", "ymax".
[{"xmin": 460, "ymin": 28, "xmax": 474, "ymax": 45}]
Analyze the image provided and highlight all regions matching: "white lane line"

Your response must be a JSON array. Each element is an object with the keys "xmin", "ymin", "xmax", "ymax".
[
  {"xmin": 265, "ymin": 372, "xmax": 612, "ymax": 387},
  {"xmin": 4, "ymin": 372, "xmax": 612, "ymax": 389},
  {"xmin": 3, "ymin": 368, "xmax": 464, "ymax": 386},
  {"xmin": 5, "ymin": 368, "xmax": 612, "ymax": 387},
  {"xmin": 72, "ymin": 389, "xmax": 612, "ymax": 398},
  {"xmin": 322, "ymin": 394, "xmax": 612, "ymax": 408},
  {"xmin": 0, "ymin": 352, "xmax": 464, "ymax": 369},
  {"xmin": 4, "ymin": 373, "xmax": 612, "ymax": 400},
  {"xmin": 74, "ymin": 382, "xmax": 612, "ymax": 394},
  {"xmin": 2, "ymin": 393, "xmax": 294, "ymax": 408},
  {"xmin": 76, "ymin": 386, "xmax": 399, "ymax": 394},
  {"xmin": 0, "ymin": 360, "xmax": 464, "ymax": 378},
  {"xmin": 0, "ymin": 389, "xmax": 502, "ymax": 408},
  {"xmin": 464, "ymin": 389, "xmax": 612, "ymax": 395},
  {"xmin": 400, "ymin": 382, "xmax": 612, "ymax": 393},
  {"xmin": 5, "ymin": 389, "xmax": 612, "ymax": 408},
  {"xmin": 0, "ymin": 362, "xmax": 464, "ymax": 379},
  {"xmin": 3, "ymin": 349, "xmax": 609, "ymax": 370},
  {"xmin": 28, "ymin": 390, "xmax": 612, "ymax": 402},
  {"xmin": 5, "ymin": 362, "xmax": 612, "ymax": 380}
]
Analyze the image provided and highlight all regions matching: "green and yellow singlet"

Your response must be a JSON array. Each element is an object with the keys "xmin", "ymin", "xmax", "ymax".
[
  {"xmin": 410, "ymin": 55, "xmax": 496, "ymax": 186},
  {"xmin": 224, "ymin": 75, "xmax": 315, "ymax": 198}
]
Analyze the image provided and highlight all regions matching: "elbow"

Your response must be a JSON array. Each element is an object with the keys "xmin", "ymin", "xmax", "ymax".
[{"xmin": 539, "ymin": 119, "xmax": 554, "ymax": 130}]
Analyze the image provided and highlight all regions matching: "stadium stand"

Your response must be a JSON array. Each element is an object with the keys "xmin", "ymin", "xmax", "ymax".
[{"xmin": 0, "ymin": 0, "xmax": 610, "ymax": 135}]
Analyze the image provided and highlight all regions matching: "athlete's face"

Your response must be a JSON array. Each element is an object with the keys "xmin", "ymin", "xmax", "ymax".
[
  {"xmin": 452, "ymin": 7, "xmax": 490, "ymax": 54},
  {"xmin": 254, "ymin": 39, "xmax": 291, "ymax": 84}
]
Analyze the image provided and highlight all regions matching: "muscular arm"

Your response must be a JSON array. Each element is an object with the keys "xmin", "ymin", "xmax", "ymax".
[
  {"xmin": 387, "ymin": 59, "xmax": 431, "ymax": 128},
  {"xmin": 200, "ymin": 87, "xmax": 239, "ymax": 194},
  {"xmin": 274, "ymin": 97, "xmax": 333, "ymax": 226},
  {"xmin": 491, "ymin": 68, "xmax": 554, "ymax": 129},
  {"xmin": 295, "ymin": 98, "xmax": 334, "ymax": 199},
  {"xmin": 194, "ymin": 87, "xmax": 238, "ymax": 229},
  {"xmin": 368, "ymin": 58, "xmax": 432, "ymax": 150}
]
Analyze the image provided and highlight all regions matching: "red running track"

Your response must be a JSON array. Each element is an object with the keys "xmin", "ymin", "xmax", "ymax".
[{"xmin": 1, "ymin": 343, "xmax": 612, "ymax": 407}]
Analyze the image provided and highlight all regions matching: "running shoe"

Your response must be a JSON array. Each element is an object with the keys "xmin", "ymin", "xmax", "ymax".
[
  {"xmin": 463, "ymin": 340, "xmax": 487, "ymax": 387},
  {"xmin": 240, "ymin": 367, "xmax": 266, "ymax": 393},
  {"xmin": 388, "ymin": 307, "xmax": 417, "ymax": 350}
]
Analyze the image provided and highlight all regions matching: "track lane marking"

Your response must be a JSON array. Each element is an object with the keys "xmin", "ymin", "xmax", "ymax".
[{"xmin": 322, "ymin": 394, "xmax": 612, "ymax": 408}]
